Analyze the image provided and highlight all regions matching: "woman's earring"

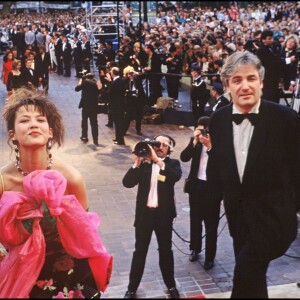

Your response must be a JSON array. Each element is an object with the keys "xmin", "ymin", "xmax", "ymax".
[
  {"xmin": 47, "ymin": 138, "xmax": 54, "ymax": 168},
  {"xmin": 12, "ymin": 140, "xmax": 20, "ymax": 165}
]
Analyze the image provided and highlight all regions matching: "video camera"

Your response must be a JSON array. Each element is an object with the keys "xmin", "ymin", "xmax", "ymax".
[{"xmin": 132, "ymin": 139, "xmax": 161, "ymax": 157}]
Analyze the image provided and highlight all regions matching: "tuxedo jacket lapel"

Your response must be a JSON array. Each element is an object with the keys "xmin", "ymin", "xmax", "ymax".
[
  {"xmin": 243, "ymin": 101, "xmax": 269, "ymax": 183},
  {"xmin": 221, "ymin": 105, "xmax": 241, "ymax": 186}
]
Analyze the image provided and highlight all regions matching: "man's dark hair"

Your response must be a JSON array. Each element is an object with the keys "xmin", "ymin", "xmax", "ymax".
[{"xmin": 261, "ymin": 30, "xmax": 273, "ymax": 41}]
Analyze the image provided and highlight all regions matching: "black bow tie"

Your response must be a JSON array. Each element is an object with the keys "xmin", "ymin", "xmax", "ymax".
[{"xmin": 232, "ymin": 113, "xmax": 258, "ymax": 125}]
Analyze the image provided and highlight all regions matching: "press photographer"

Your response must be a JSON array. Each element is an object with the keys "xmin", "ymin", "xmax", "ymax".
[
  {"xmin": 180, "ymin": 116, "xmax": 221, "ymax": 270},
  {"xmin": 123, "ymin": 66, "xmax": 147, "ymax": 136},
  {"xmin": 123, "ymin": 134, "xmax": 181, "ymax": 299},
  {"xmin": 280, "ymin": 34, "xmax": 299, "ymax": 91},
  {"xmin": 75, "ymin": 71, "xmax": 102, "ymax": 146}
]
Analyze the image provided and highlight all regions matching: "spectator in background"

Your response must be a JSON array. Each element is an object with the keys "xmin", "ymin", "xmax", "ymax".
[
  {"xmin": 75, "ymin": 72, "xmax": 102, "ymax": 146},
  {"xmin": 144, "ymin": 44, "xmax": 163, "ymax": 106},
  {"xmin": 190, "ymin": 66, "xmax": 210, "ymax": 124},
  {"xmin": 35, "ymin": 45, "xmax": 51, "ymax": 93},
  {"xmin": 211, "ymin": 82, "xmax": 230, "ymax": 112},
  {"xmin": 281, "ymin": 34, "xmax": 299, "ymax": 91},
  {"xmin": 2, "ymin": 52, "xmax": 14, "ymax": 89},
  {"xmin": 62, "ymin": 35, "xmax": 72, "ymax": 77},
  {"xmin": 81, "ymin": 34, "xmax": 92, "ymax": 73},
  {"xmin": 162, "ymin": 45, "xmax": 182, "ymax": 101},
  {"xmin": 7, "ymin": 59, "xmax": 23, "ymax": 95},
  {"xmin": 256, "ymin": 30, "xmax": 282, "ymax": 103}
]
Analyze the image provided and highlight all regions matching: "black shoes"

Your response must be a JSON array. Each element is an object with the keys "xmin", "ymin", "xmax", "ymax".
[
  {"xmin": 114, "ymin": 141, "xmax": 125, "ymax": 145},
  {"xmin": 136, "ymin": 131, "xmax": 142, "ymax": 135},
  {"xmin": 169, "ymin": 287, "xmax": 180, "ymax": 299},
  {"xmin": 189, "ymin": 250, "xmax": 199, "ymax": 262},
  {"xmin": 80, "ymin": 137, "xmax": 88, "ymax": 143},
  {"xmin": 124, "ymin": 291, "xmax": 136, "ymax": 299},
  {"xmin": 203, "ymin": 260, "xmax": 214, "ymax": 270}
]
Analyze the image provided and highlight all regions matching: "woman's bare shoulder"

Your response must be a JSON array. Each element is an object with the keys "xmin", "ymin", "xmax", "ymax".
[{"xmin": 53, "ymin": 160, "xmax": 84, "ymax": 185}]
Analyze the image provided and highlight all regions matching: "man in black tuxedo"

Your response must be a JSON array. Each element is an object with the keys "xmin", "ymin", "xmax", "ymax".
[
  {"xmin": 144, "ymin": 44, "xmax": 163, "ymax": 106},
  {"xmin": 35, "ymin": 45, "xmax": 51, "ymax": 93},
  {"xmin": 190, "ymin": 66, "xmax": 210, "ymax": 124},
  {"xmin": 107, "ymin": 67, "xmax": 126, "ymax": 145},
  {"xmin": 72, "ymin": 35, "xmax": 83, "ymax": 78},
  {"xmin": 55, "ymin": 33, "xmax": 63, "ymax": 75},
  {"xmin": 123, "ymin": 134, "xmax": 182, "ymax": 299},
  {"xmin": 21, "ymin": 57, "xmax": 38, "ymax": 89},
  {"xmin": 81, "ymin": 34, "xmax": 91, "ymax": 73},
  {"xmin": 75, "ymin": 73, "xmax": 102, "ymax": 146},
  {"xmin": 211, "ymin": 82, "xmax": 230, "ymax": 112},
  {"xmin": 207, "ymin": 51, "xmax": 300, "ymax": 298},
  {"xmin": 256, "ymin": 30, "xmax": 282, "ymax": 103},
  {"xmin": 62, "ymin": 35, "xmax": 72, "ymax": 77},
  {"xmin": 180, "ymin": 116, "xmax": 222, "ymax": 269},
  {"xmin": 123, "ymin": 66, "xmax": 147, "ymax": 136}
]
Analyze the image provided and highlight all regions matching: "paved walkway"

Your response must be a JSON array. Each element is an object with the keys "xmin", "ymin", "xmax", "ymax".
[{"xmin": 0, "ymin": 66, "xmax": 300, "ymax": 298}]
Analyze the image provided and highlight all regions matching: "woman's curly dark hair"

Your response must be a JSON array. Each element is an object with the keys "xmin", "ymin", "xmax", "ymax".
[{"xmin": 2, "ymin": 88, "xmax": 64, "ymax": 147}]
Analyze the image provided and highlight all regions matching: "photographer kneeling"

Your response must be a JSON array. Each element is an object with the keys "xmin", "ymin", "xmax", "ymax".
[{"xmin": 75, "ymin": 71, "xmax": 102, "ymax": 146}]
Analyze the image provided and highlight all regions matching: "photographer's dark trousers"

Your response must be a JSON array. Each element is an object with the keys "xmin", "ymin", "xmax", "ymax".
[
  {"xmin": 56, "ymin": 57, "xmax": 63, "ymax": 75},
  {"xmin": 192, "ymin": 101, "xmax": 206, "ymax": 124},
  {"xmin": 124, "ymin": 96, "xmax": 144, "ymax": 134},
  {"xmin": 83, "ymin": 58, "xmax": 91, "ymax": 73},
  {"xmin": 189, "ymin": 179, "xmax": 220, "ymax": 261},
  {"xmin": 81, "ymin": 109, "xmax": 98, "ymax": 144},
  {"xmin": 128, "ymin": 208, "xmax": 175, "ymax": 292},
  {"xmin": 74, "ymin": 58, "xmax": 82, "ymax": 78},
  {"xmin": 166, "ymin": 74, "xmax": 180, "ymax": 100},
  {"xmin": 63, "ymin": 57, "xmax": 71, "ymax": 77},
  {"xmin": 148, "ymin": 75, "xmax": 162, "ymax": 106},
  {"xmin": 111, "ymin": 111, "xmax": 125, "ymax": 144}
]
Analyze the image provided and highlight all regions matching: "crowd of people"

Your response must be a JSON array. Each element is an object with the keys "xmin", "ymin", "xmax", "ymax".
[{"xmin": 1, "ymin": 1, "xmax": 300, "ymax": 299}]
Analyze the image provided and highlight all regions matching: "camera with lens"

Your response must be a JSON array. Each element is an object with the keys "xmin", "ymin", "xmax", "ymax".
[
  {"xmin": 200, "ymin": 128, "xmax": 209, "ymax": 137},
  {"xmin": 80, "ymin": 70, "xmax": 95, "ymax": 79},
  {"xmin": 132, "ymin": 139, "xmax": 161, "ymax": 157},
  {"xmin": 295, "ymin": 50, "xmax": 300, "ymax": 60}
]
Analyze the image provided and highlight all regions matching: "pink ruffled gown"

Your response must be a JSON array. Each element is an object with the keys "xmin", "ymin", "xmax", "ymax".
[{"xmin": 0, "ymin": 170, "xmax": 113, "ymax": 298}]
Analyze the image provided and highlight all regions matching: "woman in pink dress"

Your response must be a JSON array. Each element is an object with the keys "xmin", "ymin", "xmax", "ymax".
[
  {"xmin": 0, "ymin": 88, "xmax": 113, "ymax": 298},
  {"xmin": 2, "ymin": 52, "xmax": 14, "ymax": 88}
]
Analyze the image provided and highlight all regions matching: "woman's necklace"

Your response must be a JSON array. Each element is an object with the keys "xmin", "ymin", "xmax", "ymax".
[{"xmin": 15, "ymin": 158, "xmax": 53, "ymax": 176}]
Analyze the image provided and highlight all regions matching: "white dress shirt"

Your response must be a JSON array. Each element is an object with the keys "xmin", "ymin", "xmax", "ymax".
[
  {"xmin": 232, "ymin": 100, "xmax": 260, "ymax": 183},
  {"xmin": 147, "ymin": 158, "xmax": 165, "ymax": 208}
]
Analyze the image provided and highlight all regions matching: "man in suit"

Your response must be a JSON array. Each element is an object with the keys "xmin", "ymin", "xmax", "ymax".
[
  {"xmin": 107, "ymin": 67, "xmax": 126, "ymax": 145},
  {"xmin": 207, "ymin": 51, "xmax": 300, "ymax": 298},
  {"xmin": 81, "ymin": 34, "xmax": 91, "ymax": 73},
  {"xmin": 55, "ymin": 33, "xmax": 63, "ymax": 75},
  {"xmin": 180, "ymin": 116, "xmax": 222, "ymax": 269},
  {"xmin": 190, "ymin": 66, "xmax": 210, "ymax": 124},
  {"xmin": 35, "ymin": 45, "xmax": 51, "ymax": 93},
  {"xmin": 21, "ymin": 57, "xmax": 38, "ymax": 89},
  {"xmin": 62, "ymin": 35, "xmax": 72, "ymax": 77},
  {"xmin": 144, "ymin": 44, "xmax": 163, "ymax": 106},
  {"xmin": 123, "ymin": 66, "xmax": 147, "ymax": 136},
  {"xmin": 123, "ymin": 134, "xmax": 182, "ymax": 299},
  {"xmin": 256, "ymin": 30, "xmax": 282, "ymax": 103},
  {"xmin": 72, "ymin": 35, "xmax": 83, "ymax": 78},
  {"xmin": 211, "ymin": 82, "xmax": 230, "ymax": 112},
  {"xmin": 75, "ymin": 72, "xmax": 102, "ymax": 146}
]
